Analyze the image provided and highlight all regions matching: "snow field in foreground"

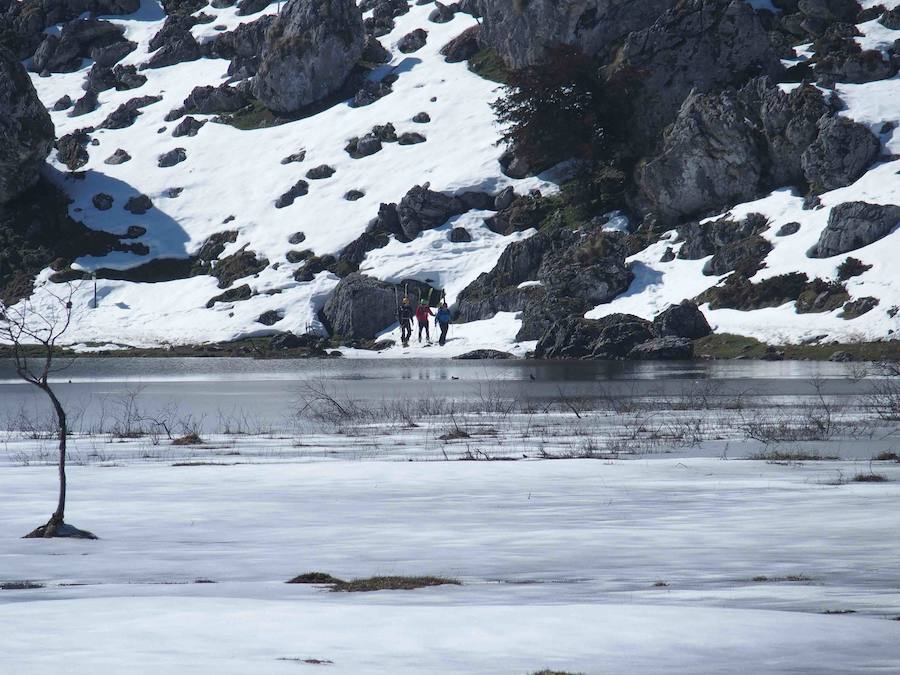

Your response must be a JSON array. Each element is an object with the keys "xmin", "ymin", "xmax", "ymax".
[{"xmin": 1, "ymin": 456, "xmax": 899, "ymax": 673}]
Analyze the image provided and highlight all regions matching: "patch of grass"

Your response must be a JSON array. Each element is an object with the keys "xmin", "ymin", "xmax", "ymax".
[
  {"xmin": 170, "ymin": 461, "xmax": 234, "ymax": 467},
  {"xmin": 172, "ymin": 432, "xmax": 203, "ymax": 446},
  {"xmin": 653, "ymin": 580, "xmax": 669, "ymax": 587},
  {"xmin": 823, "ymin": 609, "xmax": 857, "ymax": 615},
  {"xmin": 694, "ymin": 333, "xmax": 769, "ymax": 359},
  {"xmin": 219, "ymin": 99, "xmax": 277, "ymax": 131},
  {"xmin": 851, "ymin": 473, "xmax": 888, "ymax": 482},
  {"xmin": 873, "ymin": 451, "xmax": 900, "ymax": 462},
  {"xmin": 277, "ymin": 658, "xmax": 334, "ymax": 665},
  {"xmin": 0, "ymin": 581, "xmax": 43, "ymax": 590},
  {"xmin": 468, "ymin": 48, "xmax": 509, "ymax": 83},
  {"xmin": 748, "ymin": 450, "xmax": 839, "ymax": 462},
  {"xmin": 530, "ymin": 671, "xmax": 585, "ymax": 675},
  {"xmin": 331, "ymin": 576, "xmax": 461, "ymax": 593},
  {"xmin": 752, "ymin": 575, "xmax": 814, "ymax": 583},
  {"xmin": 287, "ymin": 572, "xmax": 344, "ymax": 585},
  {"xmin": 439, "ymin": 429, "xmax": 470, "ymax": 440},
  {"xmin": 694, "ymin": 333, "xmax": 900, "ymax": 362}
]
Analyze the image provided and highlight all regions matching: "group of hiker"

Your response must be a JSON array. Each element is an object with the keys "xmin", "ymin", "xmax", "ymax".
[{"xmin": 397, "ymin": 294, "xmax": 452, "ymax": 348}]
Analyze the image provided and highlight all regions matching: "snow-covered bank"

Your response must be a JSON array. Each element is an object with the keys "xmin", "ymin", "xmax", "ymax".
[{"xmin": 5, "ymin": 597, "xmax": 900, "ymax": 675}]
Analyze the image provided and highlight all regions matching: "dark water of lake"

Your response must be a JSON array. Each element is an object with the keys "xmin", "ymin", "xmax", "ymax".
[{"xmin": 0, "ymin": 357, "xmax": 865, "ymax": 432}]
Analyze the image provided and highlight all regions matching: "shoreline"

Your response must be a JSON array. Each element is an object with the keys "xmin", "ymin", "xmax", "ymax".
[{"xmin": 2, "ymin": 332, "xmax": 899, "ymax": 362}]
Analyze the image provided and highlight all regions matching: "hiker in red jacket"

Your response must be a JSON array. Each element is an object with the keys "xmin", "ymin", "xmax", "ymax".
[{"xmin": 415, "ymin": 298, "xmax": 434, "ymax": 343}]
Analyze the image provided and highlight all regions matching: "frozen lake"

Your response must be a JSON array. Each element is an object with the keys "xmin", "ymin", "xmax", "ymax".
[{"xmin": 0, "ymin": 357, "xmax": 873, "ymax": 433}]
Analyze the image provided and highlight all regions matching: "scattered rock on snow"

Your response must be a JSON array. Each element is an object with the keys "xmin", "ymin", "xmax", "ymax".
[
  {"xmin": 92, "ymin": 193, "xmax": 114, "ymax": 210},
  {"xmin": 158, "ymin": 147, "xmax": 187, "ymax": 167},
  {"xmin": 105, "ymin": 148, "xmax": 132, "ymax": 165},
  {"xmin": 206, "ymin": 283, "xmax": 253, "ymax": 308},
  {"xmin": 398, "ymin": 28, "xmax": 428, "ymax": 53},
  {"xmin": 811, "ymin": 202, "xmax": 900, "ymax": 257},
  {"xmin": 306, "ymin": 164, "xmax": 336, "ymax": 180},
  {"xmin": 840, "ymin": 296, "xmax": 879, "ymax": 319},
  {"xmin": 172, "ymin": 116, "xmax": 206, "ymax": 137},
  {"xmin": 124, "ymin": 194, "xmax": 153, "ymax": 214},
  {"xmin": 776, "ymin": 222, "xmax": 801, "ymax": 237},
  {"xmin": 274, "ymin": 180, "xmax": 310, "ymax": 208},
  {"xmin": 449, "ymin": 227, "xmax": 472, "ymax": 243},
  {"xmin": 398, "ymin": 132, "xmax": 426, "ymax": 145}
]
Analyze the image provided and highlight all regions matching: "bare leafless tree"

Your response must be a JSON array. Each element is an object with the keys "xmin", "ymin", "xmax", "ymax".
[{"xmin": 0, "ymin": 284, "xmax": 96, "ymax": 539}]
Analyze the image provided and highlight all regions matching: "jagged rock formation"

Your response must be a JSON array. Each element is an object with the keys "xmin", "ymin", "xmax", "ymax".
[
  {"xmin": 610, "ymin": 0, "xmax": 783, "ymax": 147},
  {"xmin": 475, "ymin": 0, "xmax": 675, "ymax": 69},
  {"xmin": 252, "ymin": 0, "xmax": 366, "ymax": 113},
  {"xmin": 457, "ymin": 225, "xmax": 633, "ymax": 340},
  {"xmin": 0, "ymin": 46, "xmax": 55, "ymax": 204},
  {"xmin": 638, "ymin": 78, "xmax": 878, "ymax": 222}
]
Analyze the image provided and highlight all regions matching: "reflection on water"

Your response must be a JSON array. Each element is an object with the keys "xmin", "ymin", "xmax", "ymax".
[
  {"xmin": 0, "ymin": 357, "xmax": 862, "ymax": 433},
  {"xmin": 0, "ymin": 356, "xmax": 853, "ymax": 385}
]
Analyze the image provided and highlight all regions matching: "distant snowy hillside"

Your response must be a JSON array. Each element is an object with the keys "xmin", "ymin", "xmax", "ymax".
[{"xmin": 5, "ymin": 0, "xmax": 900, "ymax": 354}]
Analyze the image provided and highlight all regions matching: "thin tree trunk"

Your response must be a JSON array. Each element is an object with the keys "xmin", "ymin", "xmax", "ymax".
[{"xmin": 43, "ymin": 385, "xmax": 67, "ymax": 526}]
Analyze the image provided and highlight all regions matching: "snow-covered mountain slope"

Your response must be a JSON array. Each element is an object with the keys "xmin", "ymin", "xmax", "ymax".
[
  {"xmin": 9, "ymin": 0, "xmax": 900, "ymax": 353},
  {"xmin": 21, "ymin": 1, "xmax": 551, "ymax": 352}
]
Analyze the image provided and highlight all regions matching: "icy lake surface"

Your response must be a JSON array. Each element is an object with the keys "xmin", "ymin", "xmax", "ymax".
[{"xmin": 0, "ymin": 357, "xmax": 873, "ymax": 432}]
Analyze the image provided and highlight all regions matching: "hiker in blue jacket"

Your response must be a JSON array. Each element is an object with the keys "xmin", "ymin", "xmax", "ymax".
[{"xmin": 435, "ymin": 301, "xmax": 452, "ymax": 346}]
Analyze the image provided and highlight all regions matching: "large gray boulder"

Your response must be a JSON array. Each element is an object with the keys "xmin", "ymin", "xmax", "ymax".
[
  {"xmin": 252, "ymin": 0, "xmax": 365, "ymax": 113},
  {"xmin": 535, "ymin": 314, "xmax": 654, "ymax": 359},
  {"xmin": 801, "ymin": 116, "xmax": 881, "ymax": 193},
  {"xmin": 610, "ymin": 0, "xmax": 783, "ymax": 147},
  {"xmin": 0, "ymin": 47, "xmax": 55, "ymax": 204},
  {"xmin": 810, "ymin": 202, "xmax": 900, "ymax": 258},
  {"xmin": 652, "ymin": 300, "xmax": 711, "ymax": 339},
  {"xmin": 397, "ymin": 184, "xmax": 465, "ymax": 241},
  {"xmin": 321, "ymin": 273, "xmax": 397, "ymax": 339},
  {"xmin": 475, "ymin": 0, "xmax": 675, "ymax": 69}
]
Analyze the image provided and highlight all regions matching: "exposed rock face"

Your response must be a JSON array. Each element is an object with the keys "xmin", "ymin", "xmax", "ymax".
[
  {"xmin": 31, "ymin": 18, "xmax": 126, "ymax": 73},
  {"xmin": 639, "ymin": 78, "xmax": 878, "ymax": 221},
  {"xmin": 810, "ymin": 202, "xmax": 900, "ymax": 258},
  {"xmin": 800, "ymin": 116, "xmax": 881, "ymax": 193},
  {"xmin": 628, "ymin": 336, "xmax": 694, "ymax": 360},
  {"xmin": 397, "ymin": 184, "xmax": 466, "ymax": 240},
  {"xmin": 535, "ymin": 314, "xmax": 654, "ymax": 359},
  {"xmin": 453, "ymin": 349, "xmax": 515, "ymax": 359},
  {"xmin": 475, "ymin": 0, "xmax": 675, "ymax": 69},
  {"xmin": 321, "ymin": 273, "xmax": 399, "ymax": 339},
  {"xmin": 252, "ymin": 0, "xmax": 365, "ymax": 113},
  {"xmin": 0, "ymin": 47, "xmax": 55, "ymax": 203},
  {"xmin": 611, "ymin": 0, "xmax": 783, "ymax": 147},
  {"xmin": 638, "ymin": 90, "xmax": 764, "ymax": 223},
  {"xmin": 457, "ymin": 226, "xmax": 633, "ymax": 340},
  {"xmin": 204, "ymin": 14, "xmax": 275, "ymax": 79},
  {"xmin": 652, "ymin": 301, "xmax": 711, "ymax": 339},
  {"xmin": 441, "ymin": 25, "xmax": 480, "ymax": 63}
]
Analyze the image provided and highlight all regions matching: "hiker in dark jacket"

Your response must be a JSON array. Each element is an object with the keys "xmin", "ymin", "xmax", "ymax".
[
  {"xmin": 398, "ymin": 296, "xmax": 413, "ymax": 346},
  {"xmin": 415, "ymin": 298, "xmax": 433, "ymax": 343},
  {"xmin": 435, "ymin": 302, "xmax": 451, "ymax": 346}
]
